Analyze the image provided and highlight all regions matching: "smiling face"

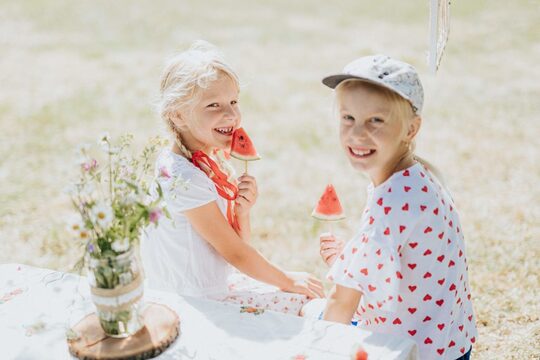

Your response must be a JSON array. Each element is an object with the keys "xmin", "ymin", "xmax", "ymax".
[
  {"xmin": 174, "ymin": 72, "xmax": 241, "ymax": 153},
  {"xmin": 336, "ymin": 81, "xmax": 420, "ymax": 185}
]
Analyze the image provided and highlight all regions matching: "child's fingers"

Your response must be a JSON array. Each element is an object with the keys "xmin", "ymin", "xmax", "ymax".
[
  {"xmin": 237, "ymin": 174, "xmax": 256, "ymax": 183},
  {"xmin": 237, "ymin": 189, "xmax": 255, "ymax": 202},
  {"xmin": 320, "ymin": 249, "xmax": 337, "ymax": 263},
  {"xmin": 237, "ymin": 183, "xmax": 257, "ymax": 195},
  {"xmin": 320, "ymin": 244, "xmax": 338, "ymax": 251},
  {"xmin": 309, "ymin": 283, "xmax": 325, "ymax": 298},
  {"xmin": 320, "ymin": 233, "xmax": 336, "ymax": 242}
]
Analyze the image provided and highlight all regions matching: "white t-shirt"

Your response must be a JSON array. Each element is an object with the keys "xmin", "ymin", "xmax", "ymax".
[
  {"xmin": 141, "ymin": 149, "xmax": 233, "ymax": 297},
  {"xmin": 328, "ymin": 163, "xmax": 477, "ymax": 360}
]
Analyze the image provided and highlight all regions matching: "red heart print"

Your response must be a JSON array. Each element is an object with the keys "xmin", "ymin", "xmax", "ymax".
[
  {"xmin": 448, "ymin": 260, "xmax": 456, "ymax": 267},
  {"xmin": 400, "ymin": 225, "xmax": 407, "ymax": 233},
  {"xmin": 403, "ymin": 170, "xmax": 410, "ymax": 176},
  {"xmin": 396, "ymin": 271, "xmax": 403, "ymax": 279},
  {"xmin": 423, "ymin": 316, "xmax": 431, "ymax": 322},
  {"xmin": 360, "ymin": 268, "xmax": 368, "ymax": 276},
  {"xmin": 377, "ymin": 263, "xmax": 384, "ymax": 270},
  {"xmin": 347, "ymin": 272, "xmax": 353, "ymax": 278},
  {"xmin": 409, "ymin": 242, "xmax": 418, "ymax": 248},
  {"xmin": 376, "ymin": 248, "xmax": 382, "ymax": 256},
  {"xmin": 368, "ymin": 285, "xmax": 376, "ymax": 292},
  {"xmin": 423, "ymin": 271, "xmax": 432, "ymax": 278},
  {"xmin": 471, "ymin": 337, "xmax": 476, "ymax": 343},
  {"xmin": 436, "ymin": 299, "xmax": 444, "ymax": 306},
  {"xmin": 424, "ymin": 226, "xmax": 432, "ymax": 233},
  {"xmin": 408, "ymin": 307, "xmax": 417, "ymax": 314},
  {"xmin": 468, "ymin": 315, "xmax": 473, "ymax": 321},
  {"xmin": 424, "ymin": 337, "xmax": 433, "ymax": 344},
  {"xmin": 460, "ymin": 347, "xmax": 465, "ymax": 354},
  {"xmin": 458, "ymin": 325, "xmax": 464, "ymax": 332},
  {"xmin": 377, "ymin": 198, "xmax": 383, "ymax": 206},
  {"xmin": 423, "ymin": 294, "xmax": 432, "ymax": 301},
  {"xmin": 449, "ymin": 283, "xmax": 456, "ymax": 291},
  {"xmin": 408, "ymin": 329, "xmax": 417, "ymax": 336},
  {"xmin": 369, "ymin": 216, "xmax": 375, "ymax": 224},
  {"xmin": 423, "ymin": 249, "xmax": 432, "ymax": 256},
  {"xmin": 437, "ymin": 255, "xmax": 445, "ymax": 262},
  {"xmin": 437, "ymin": 323, "xmax": 445, "ymax": 330},
  {"xmin": 404, "ymin": 186, "xmax": 411, "ymax": 193},
  {"xmin": 385, "ymin": 277, "xmax": 391, "ymax": 283},
  {"xmin": 437, "ymin": 349, "xmax": 445, "ymax": 355},
  {"xmin": 352, "ymin": 247, "xmax": 358, "ymax": 254},
  {"xmin": 384, "ymin": 206, "xmax": 391, "ymax": 215},
  {"xmin": 438, "ymin": 232, "xmax": 444, "ymax": 239},
  {"xmin": 449, "ymin": 220, "xmax": 453, "ymax": 227},
  {"xmin": 422, "ymin": 186, "xmax": 428, "ymax": 192},
  {"xmin": 340, "ymin": 254, "xmax": 345, "ymax": 260},
  {"xmin": 408, "ymin": 285, "xmax": 417, "ymax": 292},
  {"xmin": 433, "ymin": 208, "xmax": 439, "ymax": 215},
  {"xmin": 384, "ymin": 227, "xmax": 390, "ymax": 235},
  {"xmin": 437, "ymin": 278, "xmax": 445, "ymax": 285},
  {"xmin": 388, "ymin": 187, "xmax": 392, "ymax": 192},
  {"xmin": 420, "ymin": 171, "xmax": 425, "ymax": 177},
  {"xmin": 379, "ymin": 316, "xmax": 386, "ymax": 323},
  {"xmin": 393, "ymin": 317, "xmax": 402, "ymax": 325},
  {"xmin": 408, "ymin": 263, "xmax": 417, "ymax": 270},
  {"xmin": 420, "ymin": 205, "xmax": 427, "ymax": 211},
  {"xmin": 448, "ymin": 340, "xmax": 456, "ymax": 347},
  {"xmin": 398, "ymin": 295, "xmax": 403, "ymax": 302},
  {"xmin": 459, "ymin": 250, "xmax": 463, "ymax": 257}
]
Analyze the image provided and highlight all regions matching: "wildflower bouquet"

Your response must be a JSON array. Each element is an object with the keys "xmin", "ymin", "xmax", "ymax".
[{"xmin": 67, "ymin": 133, "xmax": 168, "ymax": 337}]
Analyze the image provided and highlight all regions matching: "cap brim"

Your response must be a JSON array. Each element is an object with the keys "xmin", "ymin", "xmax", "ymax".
[
  {"xmin": 321, "ymin": 74, "xmax": 419, "ymax": 114},
  {"xmin": 322, "ymin": 74, "xmax": 387, "ymax": 89}
]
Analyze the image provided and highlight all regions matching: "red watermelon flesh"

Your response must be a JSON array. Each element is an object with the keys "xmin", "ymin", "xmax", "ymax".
[
  {"xmin": 230, "ymin": 127, "xmax": 261, "ymax": 161},
  {"xmin": 312, "ymin": 184, "xmax": 346, "ymax": 221}
]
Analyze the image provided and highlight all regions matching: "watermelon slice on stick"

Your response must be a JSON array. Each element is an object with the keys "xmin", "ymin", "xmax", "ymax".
[
  {"xmin": 312, "ymin": 184, "xmax": 346, "ymax": 234},
  {"xmin": 230, "ymin": 127, "xmax": 261, "ymax": 174}
]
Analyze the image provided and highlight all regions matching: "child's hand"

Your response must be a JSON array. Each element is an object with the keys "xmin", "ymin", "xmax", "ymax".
[
  {"xmin": 320, "ymin": 232, "xmax": 345, "ymax": 267},
  {"xmin": 282, "ymin": 271, "xmax": 325, "ymax": 299},
  {"xmin": 235, "ymin": 175, "xmax": 258, "ymax": 217}
]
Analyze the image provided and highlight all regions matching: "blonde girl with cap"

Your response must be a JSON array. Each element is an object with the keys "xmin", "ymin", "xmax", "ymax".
[
  {"xmin": 313, "ymin": 55, "xmax": 477, "ymax": 359},
  {"xmin": 141, "ymin": 41, "xmax": 323, "ymax": 315}
]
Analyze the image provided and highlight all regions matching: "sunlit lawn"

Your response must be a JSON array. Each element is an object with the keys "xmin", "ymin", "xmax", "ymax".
[{"xmin": 1, "ymin": 0, "xmax": 539, "ymax": 358}]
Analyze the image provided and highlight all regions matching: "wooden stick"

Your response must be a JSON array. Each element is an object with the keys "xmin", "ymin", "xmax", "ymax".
[{"xmin": 244, "ymin": 160, "xmax": 248, "ymax": 175}]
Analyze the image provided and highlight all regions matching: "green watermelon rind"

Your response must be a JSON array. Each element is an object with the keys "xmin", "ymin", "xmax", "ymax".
[
  {"xmin": 230, "ymin": 152, "xmax": 261, "ymax": 161},
  {"xmin": 311, "ymin": 210, "xmax": 346, "ymax": 221}
]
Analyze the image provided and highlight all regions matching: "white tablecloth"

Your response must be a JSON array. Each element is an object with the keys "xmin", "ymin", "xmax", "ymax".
[{"xmin": 0, "ymin": 264, "xmax": 418, "ymax": 359}]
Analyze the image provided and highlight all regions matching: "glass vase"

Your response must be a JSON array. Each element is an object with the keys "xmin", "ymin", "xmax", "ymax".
[{"xmin": 86, "ymin": 247, "xmax": 144, "ymax": 338}]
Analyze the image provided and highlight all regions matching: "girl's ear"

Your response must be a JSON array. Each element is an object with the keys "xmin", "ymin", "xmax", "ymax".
[
  {"xmin": 406, "ymin": 116, "xmax": 422, "ymax": 142},
  {"xmin": 170, "ymin": 112, "xmax": 188, "ymax": 131}
]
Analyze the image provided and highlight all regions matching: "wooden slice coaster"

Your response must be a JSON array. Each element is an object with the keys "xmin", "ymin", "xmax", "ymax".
[{"xmin": 68, "ymin": 302, "xmax": 180, "ymax": 360}]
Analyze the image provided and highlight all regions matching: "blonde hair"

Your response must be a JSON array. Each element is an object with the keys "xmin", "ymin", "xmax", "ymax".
[
  {"xmin": 157, "ymin": 40, "xmax": 240, "ymax": 160},
  {"xmin": 335, "ymin": 80, "xmax": 444, "ymax": 182}
]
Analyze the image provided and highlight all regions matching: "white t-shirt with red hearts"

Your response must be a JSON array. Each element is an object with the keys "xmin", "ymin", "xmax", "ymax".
[{"xmin": 327, "ymin": 163, "xmax": 477, "ymax": 360}]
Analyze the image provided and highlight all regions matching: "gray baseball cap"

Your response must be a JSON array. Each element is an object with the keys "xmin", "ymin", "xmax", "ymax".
[{"xmin": 322, "ymin": 54, "xmax": 424, "ymax": 115}]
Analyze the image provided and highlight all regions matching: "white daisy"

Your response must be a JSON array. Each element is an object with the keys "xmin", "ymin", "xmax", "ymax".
[
  {"xmin": 92, "ymin": 203, "xmax": 114, "ymax": 228},
  {"xmin": 111, "ymin": 237, "xmax": 130, "ymax": 253}
]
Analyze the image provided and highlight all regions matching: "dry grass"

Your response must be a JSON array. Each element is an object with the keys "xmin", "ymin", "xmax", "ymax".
[{"xmin": 0, "ymin": 0, "xmax": 539, "ymax": 358}]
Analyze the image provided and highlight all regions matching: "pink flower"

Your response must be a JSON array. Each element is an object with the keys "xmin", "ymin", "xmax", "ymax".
[
  {"xmin": 82, "ymin": 159, "xmax": 98, "ymax": 172},
  {"xmin": 159, "ymin": 166, "xmax": 171, "ymax": 179},
  {"xmin": 149, "ymin": 208, "xmax": 163, "ymax": 224}
]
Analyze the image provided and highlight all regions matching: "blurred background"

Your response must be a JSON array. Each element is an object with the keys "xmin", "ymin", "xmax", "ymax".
[{"xmin": 0, "ymin": 0, "xmax": 538, "ymax": 358}]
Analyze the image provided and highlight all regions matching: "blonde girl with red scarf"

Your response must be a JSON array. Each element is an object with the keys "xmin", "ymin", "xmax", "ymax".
[{"xmin": 141, "ymin": 41, "xmax": 323, "ymax": 315}]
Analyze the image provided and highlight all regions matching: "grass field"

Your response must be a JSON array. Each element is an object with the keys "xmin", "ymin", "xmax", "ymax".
[{"xmin": 1, "ymin": 0, "xmax": 539, "ymax": 358}]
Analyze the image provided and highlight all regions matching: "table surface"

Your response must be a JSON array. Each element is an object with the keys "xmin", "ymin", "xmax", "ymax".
[{"xmin": 0, "ymin": 264, "xmax": 418, "ymax": 360}]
